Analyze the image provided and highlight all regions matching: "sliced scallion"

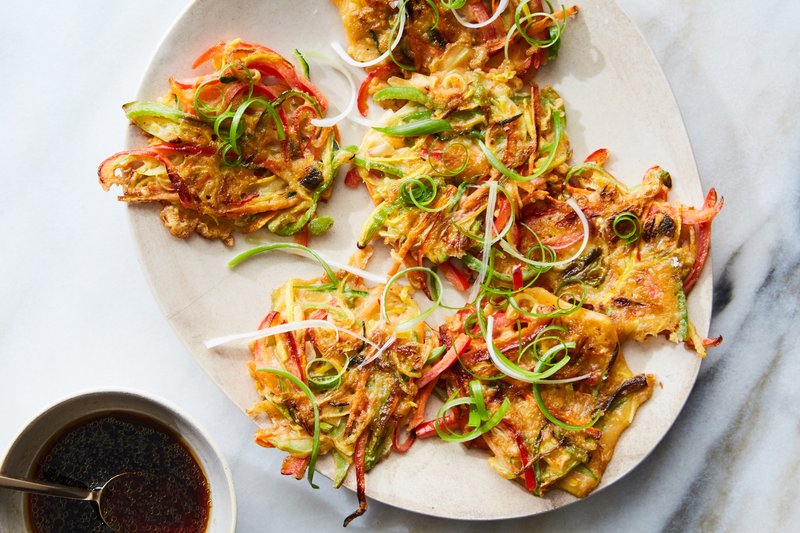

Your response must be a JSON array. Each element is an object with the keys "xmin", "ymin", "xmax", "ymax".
[
  {"xmin": 612, "ymin": 211, "xmax": 641, "ymax": 244},
  {"xmin": 373, "ymin": 118, "xmax": 452, "ymax": 137},
  {"xmin": 373, "ymin": 87, "xmax": 431, "ymax": 106},
  {"xmin": 434, "ymin": 381, "xmax": 510, "ymax": 442}
]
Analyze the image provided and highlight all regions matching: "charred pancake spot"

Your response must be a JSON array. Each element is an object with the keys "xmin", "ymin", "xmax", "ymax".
[
  {"xmin": 300, "ymin": 167, "xmax": 323, "ymax": 190},
  {"xmin": 612, "ymin": 297, "xmax": 644, "ymax": 307},
  {"xmin": 658, "ymin": 214, "xmax": 676, "ymax": 237}
]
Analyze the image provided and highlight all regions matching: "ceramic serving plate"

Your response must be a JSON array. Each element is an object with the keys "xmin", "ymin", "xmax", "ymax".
[{"xmin": 124, "ymin": 0, "xmax": 711, "ymax": 520}]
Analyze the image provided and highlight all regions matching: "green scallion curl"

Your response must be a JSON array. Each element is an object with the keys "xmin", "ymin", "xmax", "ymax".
[
  {"xmin": 306, "ymin": 356, "xmax": 349, "ymax": 390},
  {"xmin": 612, "ymin": 211, "xmax": 642, "ymax": 244},
  {"xmin": 228, "ymin": 242, "xmax": 339, "ymax": 290},
  {"xmin": 380, "ymin": 266, "xmax": 444, "ymax": 332},
  {"xmin": 428, "ymin": 140, "xmax": 470, "ymax": 177},
  {"xmin": 434, "ymin": 386, "xmax": 510, "ymax": 443}
]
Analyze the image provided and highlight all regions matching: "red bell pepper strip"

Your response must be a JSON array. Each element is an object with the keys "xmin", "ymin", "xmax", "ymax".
[
  {"xmin": 418, "ymin": 335, "xmax": 471, "ymax": 388},
  {"xmin": 254, "ymin": 310, "xmax": 305, "ymax": 381},
  {"xmin": 343, "ymin": 430, "xmax": 369, "ymax": 527},
  {"xmin": 192, "ymin": 41, "xmax": 227, "ymax": 69},
  {"xmin": 683, "ymin": 189, "xmax": 722, "ymax": 293},
  {"xmin": 681, "ymin": 188, "xmax": 723, "ymax": 225},
  {"xmin": 259, "ymin": 311, "xmax": 279, "ymax": 329},
  {"xmin": 493, "ymin": 194, "xmax": 512, "ymax": 235},
  {"xmin": 438, "ymin": 259, "xmax": 472, "ymax": 292},
  {"xmin": 280, "ymin": 455, "xmax": 309, "ymax": 480},
  {"xmin": 415, "ymin": 412, "xmax": 463, "ymax": 439},
  {"xmin": 408, "ymin": 379, "xmax": 438, "ymax": 431},
  {"xmin": 468, "ymin": 0, "xmax": 505, "ymax": 53},
  {"xmin": 512, "ymin": 265, "xmax": 524, "ymax": 291},
  {"xmin": 684, "ymin": 334, "xmax": 723, "ymax": 353},
  {"xmin": 344, "ymin": 168, "xmax": 362, "ymax": 188},
  {"xmin": 357, "ymin": 64, "xmax": 397, "ymax": 117},
  {"xmin": 192, "ymin": 41, "xmax": 328, "ymax": 109},
  {"xmin": 283, "ymin": 328, "xmax": 305, "ymax": 382},
  {"xmin": 392, "ymin": 422, "xmax": 416, "ymax": 452},
  {"xmin": 584, "ymin": 148, "xmax": 608, "ymax": 166},
  {"xmin": 247, "ymin": 60, "xmax": 328, "ymax": 109},
  {"xmin": 98, "ymin": 145, "xmax": 199, "ymax": 208},
  {"xmin": 151, "ymin": 143, "xmax": 216, "ymax": 157},
  {"xmin": 503, "ymin": 421, "xmax": 536, "ymax": 491}
]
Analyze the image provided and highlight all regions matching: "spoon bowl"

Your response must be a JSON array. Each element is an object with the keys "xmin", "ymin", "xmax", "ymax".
[
  {"xmin": 0, "ymin": 472, "xmax": 191, "ymax": 532},
  {"xmin": 0, "ymin": 389, "xmax": 236, "ymax": 532}
]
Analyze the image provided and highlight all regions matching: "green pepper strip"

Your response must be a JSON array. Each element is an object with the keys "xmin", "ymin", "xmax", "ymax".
[
  {"xmin": 357, "ymin": 200, "xmax": 403, "ymax": 247},
  {"xmin": 352, "ymin": 156, "xmax": 405, "ymax": 177},
  {"xmin": 441, "ymin": 0, "xmax": 467, "ymax": 8},
  {"xmin": 373, "ymin": 87, "xmax": 431, "ymax": 106},
  {"xmin": 123, "ymin": 101, "xmax": 187, "ymax": 121},
  {"xmin": 373, "ymin": 119, "xmax": 453, "ymax": 137},
  {"xmin": 293, "ymin": 49, "xmax": 310, "ymax": 79},
  {"xmin": 257, "ymin": 368, "xmax": 320, "ymax": 488}
]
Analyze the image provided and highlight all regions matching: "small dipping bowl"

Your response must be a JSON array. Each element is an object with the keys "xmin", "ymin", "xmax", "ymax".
[{"xmin": 0, "ymin": 389, "xmax": 236, "ymax": 532}]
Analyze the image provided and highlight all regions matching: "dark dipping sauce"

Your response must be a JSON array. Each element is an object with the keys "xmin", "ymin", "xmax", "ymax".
[{"xmin": 27, "ymin": 411, "xmax": 210, "ymax": 533}]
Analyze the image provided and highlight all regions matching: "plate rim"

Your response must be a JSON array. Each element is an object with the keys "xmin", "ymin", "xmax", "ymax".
[{"xmin": 123, "ymin": 0, "xmax": 711, "ymax": 520}]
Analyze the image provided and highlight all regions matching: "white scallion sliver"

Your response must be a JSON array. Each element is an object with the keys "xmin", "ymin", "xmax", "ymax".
[
  {"xmin": 204, "ymin": 320, "xmax": 379, "ymax": 351},
  {"xmin": 486, "ymin": 316, "xmax": 575, "ymax": 383},
  {"xmin": 276, "ymin": 246, "xmax": 388, "ymax": 284},
  {"xmin": 358, "ymin": 334, "xmax": 397, "ymax": 368},
  {"xmin": 452, "ymin": 0, "xmax": 509, "ymax": 29},
  {"xmin": 306, "ymin": 52, "xmax": 357, "ymax": 128},
  {"xmin": 536, "ymin": 373, "xmax": 592, "ymax": 385},
  {"xmin": 324, "ymin": 257, "xmax": 388, "ymax": 284},
  {"xmin": 486, "ymin": 315, "xmax": 532, "ymax": 382},
  {"xmin": 466, "ymin": 181, "xmax": 498, "ymax": 303}
]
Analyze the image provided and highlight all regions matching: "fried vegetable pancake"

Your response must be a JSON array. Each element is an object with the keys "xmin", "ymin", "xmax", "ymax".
[
  {"xmin": 99, "ymin": 40, "xmax": 345, "ymax": 245},
  {"xmin": 349, "ymin": 66, "xmax": 570, "ymax": 269},
  {"xmin": 494, "ymin": 151, "xmax": 723, "ymax": 354},
  {"xmin": 246, "ymin": 253, "xmax": 440, "ymax": 525},
  {"xmin": 333, "ymin": 0, "xmax": 578, "ymax": 76},
  {"xmin": 429, "ymin": 287, "xmax": 653, "ymax": 496}
]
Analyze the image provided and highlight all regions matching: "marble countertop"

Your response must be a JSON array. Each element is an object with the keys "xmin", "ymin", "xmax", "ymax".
[{"xmin": 1, "ymin": 1, "xmax": 797, "ymax": 531}]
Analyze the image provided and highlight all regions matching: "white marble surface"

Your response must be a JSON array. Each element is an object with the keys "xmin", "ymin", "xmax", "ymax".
[{"xmin": 0, "ymin": 1, "xmax": 797, "ymax": 532}]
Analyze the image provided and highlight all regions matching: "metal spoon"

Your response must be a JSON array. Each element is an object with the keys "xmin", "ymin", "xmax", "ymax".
[{"xmin": 0, "ymin": 471, "xmax": 179, "ymax": 532}]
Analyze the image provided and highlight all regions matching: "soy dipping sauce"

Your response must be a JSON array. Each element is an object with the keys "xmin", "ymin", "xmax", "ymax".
[{"xmin": 27, "ymin": 411, "xmax": 210, "ymax": 533}]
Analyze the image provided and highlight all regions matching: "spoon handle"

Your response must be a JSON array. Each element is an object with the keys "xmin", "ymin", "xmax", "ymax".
[{"xmin": 0, "ymin": 474, "xmax": 94, "ymax": 501}]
